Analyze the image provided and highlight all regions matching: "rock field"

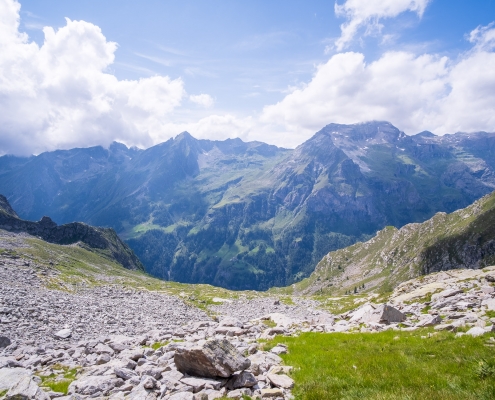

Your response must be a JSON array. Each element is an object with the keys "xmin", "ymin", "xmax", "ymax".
[{"xmin": 1, "ymin": 250, "xmax": 495, "ymax": 399}]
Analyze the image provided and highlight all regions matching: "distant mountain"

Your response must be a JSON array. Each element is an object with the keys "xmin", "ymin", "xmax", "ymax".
[
  {"xmin": 0, "ymin": 194, "xmax": 143, "ymax": 271},
  {"xmin": 296, "ymin": 189, "xmax": 495, "ymax": 295},
  {"xmin": 0, "ymin": 121, "xmax": 494, "ymax": 290}
]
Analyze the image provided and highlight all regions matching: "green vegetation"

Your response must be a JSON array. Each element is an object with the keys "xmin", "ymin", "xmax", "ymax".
[
  {"xmin": 297, "ymin": 190, "xmax": 495, "ymax": 296},
  {"xmin": 268, "ymin": 330, "xmax": 495, "ymax": 400},
  {"xmin": 0, "ymin": 389, "xmax": 8, "ymax": 398},
  {"xmin": 0, "ymin": 233, "xmax": 265, "ymax": 315},
  {"xmin": 38, "ymin": 365, "xmax": 79, "ymax": 395},
  {"xmin": 262, "ymin": 319, "xmax": 277, "ymax": 328},
  {"xmin": 485, "ymin": 310, "xmax": 495, "ymax": 319}
]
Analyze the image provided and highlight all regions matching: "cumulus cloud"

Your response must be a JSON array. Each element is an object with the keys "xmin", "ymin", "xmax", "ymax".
[
  {"xmin": 189, "ymin": 93, "xmax": 214, "ymax": 108},
  {"xmin": 0, "ymin": 0, "xmax": 199, "ymax": 155},
  {"xmin": 334, "ymin": 0, "xmax": 431, "ymax": 51},
  {"xmin": 260, "ymin": 23, "xmax": 495, "ymax": 140}
]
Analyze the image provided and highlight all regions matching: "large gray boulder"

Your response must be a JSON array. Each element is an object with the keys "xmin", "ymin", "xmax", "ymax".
[
  {"xmin": 5, "ymin": 376, "xmax": 49, "ymax": 400},
  {"xmin": 350, "ymin": 304, "xmax": 405, "ymax": 324},
  {"xmin": 0, "ymin": 336, "xmax": 11, "ymax": 349},
  {"xmin": 0, "ymin": 368, "xmax": 32, "ymax": 391},
  {"xmin": 174, "ymin": 339, "xmax": 251, "ymax": 378}
]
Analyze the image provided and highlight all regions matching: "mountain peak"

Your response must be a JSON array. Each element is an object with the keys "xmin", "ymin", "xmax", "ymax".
[
  {"xmin": 175, "ymin": 131, "xmax": 196, "ymax": 142},
  {"xmin": 319, "ymin": 121, "xmax": 402, "ymax": 144}
]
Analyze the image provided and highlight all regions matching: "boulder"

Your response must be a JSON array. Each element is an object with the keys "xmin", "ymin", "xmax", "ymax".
[
  {"xmin": 0, "ymin": 336, "xmax": 11, "ymax": 349},
  {"xmin": 218, "ymin": 317, "xmax": 243, "ymax": 328},
  {"xmin": 0, "ymin": 368, "xmax": 32, "ymax": 391},
  {"xmin": 180, "ymin": 377, "xmax": 223, "ymax": 392},
  {"xmin": 267, "ymin": 373, "xmax": 294, "ymax": 389},
  {"xmin": 466, "ymin": 327, "xmax": 486, "ymax": 337},
  {"xmin": 174, "ymin": 339, "xmax": 251, "ymax": 378},
  {"xmin": 431, "ymin": 288, "xmax": 463, "ymax": 302},
  {"xmin": 350, "ymin": 304, "xmax": 405, "ymax": 324},
  {"xmin": 5, "ymin": 376, "xmax": 49, "ymax": 400},
  {"xmin": 54, "ymin": 329, "xmax": 72, "ymax": 339},
  {"xmin": 482, "ymin": 298, "xmax": 495, "ymax": 311},
  {"xmin": 127, "ymin": 384, "xmax": 157, "ymax": 400},
  {"xmin": 168, "ymin": 392, "xmax": 194, "ymax": 400},
  {"xmin": 416, "ymin": 315, "xmax": 442, "ymax": 327},
  {"xmin": 260, "ymin": 388, "xmax": 284, "ymax": 398},
  {"xmin": 226, "ymin": 371, "xmax": 257, "ymax": 389},
  {"xmin": 68, "ymin": 375, "xmax": 123, "ymax": 396}
]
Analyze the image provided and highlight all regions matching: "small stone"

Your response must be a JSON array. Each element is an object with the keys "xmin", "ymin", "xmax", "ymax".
[
  {"xmin": 267, "ymin": 373, "xmax": 294, "ymax": 389},
  {"xmin": 54, "ymin": 329, "xmax": 72, "ymax": 339},
  {"xmin": 226, "ymin": 371, "xmax": 257, "ymax": 389},
  {"xmin": 260, "ymin": 388, "xmax": 284, "ymax": 398},
  {"xmin": 0, "ymin": 336, "xmax": 11, "ymax": 349},
  {"xmin": 96, "ymin": 353, "xmax": 111, "ymax": 365},
  {"xmin": 466, "ymin": 327, "xmax": 486, "ymax": 337}
]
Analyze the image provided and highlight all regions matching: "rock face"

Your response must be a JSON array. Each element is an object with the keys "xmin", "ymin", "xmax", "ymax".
[
  {"xmin": 2, "ymin": 122, "xmax": 495, "ymax": 290},
  {"xmin": 303, "ymin": 189, "xmax": 495, "ymax": 295},
  {"xmin": 0, "ymin": 195, "xmax": 143, "ymax": 271},
  {"xmin": 174, "ymin": 339, "xmax": 251, "ymax": 378}
]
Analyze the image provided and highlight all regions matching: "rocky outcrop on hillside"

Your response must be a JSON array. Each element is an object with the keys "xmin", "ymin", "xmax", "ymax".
[
  {"xmin": 300, "ymin": 189, "xmax": 495, "ymax": 295},
  {"xmin": 0, "ymin": 195, "xmax": 143, "ymax": 271}
]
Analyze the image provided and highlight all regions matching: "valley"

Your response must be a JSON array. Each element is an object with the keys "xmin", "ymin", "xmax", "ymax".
[{"xmin": 1, "ymin": 122, "xmax": 495, "ymax": 290}]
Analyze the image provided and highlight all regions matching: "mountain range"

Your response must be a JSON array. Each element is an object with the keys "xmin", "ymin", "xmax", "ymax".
[{"xmin": 1, "ymin": 121, "xmax": 494, "ymax": 290}]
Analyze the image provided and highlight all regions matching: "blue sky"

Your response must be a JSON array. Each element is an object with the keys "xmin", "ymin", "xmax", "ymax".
[{"xmin": 1, "ymin": 0, "xmax": 495, "ymax": 154}]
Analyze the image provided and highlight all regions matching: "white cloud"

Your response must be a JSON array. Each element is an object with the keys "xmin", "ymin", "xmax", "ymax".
[
  {"xmin": 0, "ymin": 0, "xmax": 211, "ymax": 155},
  {"xmin": 334, "ymin": 0, "xmax": 431, "ymax": 51},
  {"xmin": 468, "ymin": 22, "xmax": 495, "ymax": 52},
  {"xmin": 189, "ymin": 93, "xmax": 214, "ymax": 108},
  {"xmin": 260, "ymin": 23, "xmax": 495, "ymax": 140}
]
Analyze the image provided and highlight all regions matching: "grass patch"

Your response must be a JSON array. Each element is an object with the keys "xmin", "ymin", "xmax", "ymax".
[
  {"xmin": 485, "ymin": 310, "xmax": 495, "ymax": 319},
  {"xmin": 262, "ymin": 319, "xmax": 277, "ymax": 328},
  {"xmin": 38, "ymin": 365, "xmax": 79, "ymax": 395},
  {"xmin": 0, "ymin": 389, "xmax": 8, "ymax": 398},
  {"xmin": 268, "ymin": 330, "xmax": 495, "ymax": 399}
]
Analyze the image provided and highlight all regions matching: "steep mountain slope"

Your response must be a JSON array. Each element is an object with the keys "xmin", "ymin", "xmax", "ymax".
[
  {"xmin": 0, "ymin": 122, "xmax": 495, "ymax": 290},
  {"xmin": 0, "ymin": 195, "xmax": 143, "ymax": 270},
  {"xmin": 296, "ymin": 190, "xmax": 495, "ymax": 295}
]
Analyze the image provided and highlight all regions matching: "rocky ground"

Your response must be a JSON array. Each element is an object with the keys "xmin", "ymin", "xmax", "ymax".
[{"xmin": 1, "ymin": 250, "xmax": 495, "ymax": 400}]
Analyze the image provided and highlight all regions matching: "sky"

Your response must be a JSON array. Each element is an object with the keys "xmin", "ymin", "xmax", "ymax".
[{"xmin": 1, "ymin": 0, "xmax": 495, "ymax": 155}]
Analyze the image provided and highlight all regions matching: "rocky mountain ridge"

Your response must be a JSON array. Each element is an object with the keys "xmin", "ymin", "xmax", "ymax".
[
  {"xmin": 1, "ymin": 121, "xmax": 495, "ymax": 289},
  {"xmin": 297, "ymin": 189, "xmax": 495, "ymax": 296},
  {"xmin": 0, "ymin": 195, "xmax": 143, "ymax": 271}
]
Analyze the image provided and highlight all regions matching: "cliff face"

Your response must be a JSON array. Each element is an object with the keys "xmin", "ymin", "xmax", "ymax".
[
  {"xmin": 1, "ymin": 122, "xmax": 495, "ymax": 290},
  {"xmin": 299, "ymin": 190, "xmax": 495, "ymax": 295},
  {"xmin": 0, "ymin": 195, "xmax": 143, "ymax": 271}
]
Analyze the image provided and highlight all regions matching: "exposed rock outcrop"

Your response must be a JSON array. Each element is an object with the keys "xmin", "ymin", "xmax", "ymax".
[{"xmin": 0, "ymin": 195, "xmax": 143, "ymax": 271}]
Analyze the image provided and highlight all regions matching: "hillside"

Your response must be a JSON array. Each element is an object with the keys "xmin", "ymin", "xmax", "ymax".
[
  {"xmin": 1, "ymin": 122, "xmax": 495, "ymax": 289},
  {"xmin": 295, "ymin": 190, "xmax": 495, "ymax": 295},
  {"xmin": 0, "ymin": 195, "xmax": 143, "ymax": 271}
]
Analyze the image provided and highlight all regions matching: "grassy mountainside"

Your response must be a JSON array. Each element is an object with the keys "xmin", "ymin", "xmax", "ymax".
[
  {"xmin": 293, "ymin": 190, "xmax": 495, "ymax": 295},
  {"xmin": 0, "ymin": 229, "xmax": 252, "ymax": 311},
  {"xmin": 1, "ymin": 122, "xmax": 495, "ymax": 290},
  {"xmin": 0, "ymin": 195, "xmax": 144, "ymax": 271}
]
